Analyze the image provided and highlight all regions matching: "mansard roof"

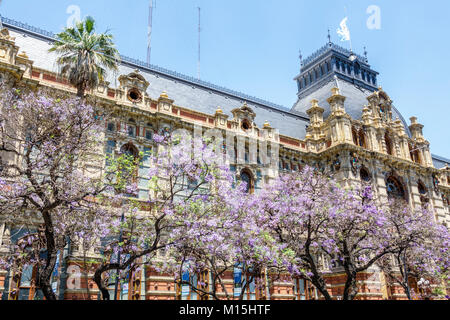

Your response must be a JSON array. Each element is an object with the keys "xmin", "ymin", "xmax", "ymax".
[
  {"xmin": 292, "ymin": 77, "xmax": 412, "ymax": 137},
  {"xmin": 2, "ymin": 17, "xmax": 448, "ymax": 163},
  {"xmin": 292, "ymin": 41, "xmax": 410, "ymax": 136},
  {"xmin": 432, "ymin": 154, "xmax": 450, "ymax": 169},
  {"xmin": 2, "ymin": 16, "xmax": 309, "ymax": 140}
]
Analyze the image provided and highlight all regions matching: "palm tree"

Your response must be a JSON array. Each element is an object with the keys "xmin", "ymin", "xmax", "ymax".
[{"xmin": 49, "ymin": 16, "xmax": 120, "ymax": 97}]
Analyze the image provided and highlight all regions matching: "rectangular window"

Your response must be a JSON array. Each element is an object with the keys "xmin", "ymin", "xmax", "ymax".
[
  {"xmin": 128, "ymin": 126, "xmax": 135, "ymax": 137},
  {"xmin": 233, "ymin": 266, "xmax": 242, "ymax": 297}
]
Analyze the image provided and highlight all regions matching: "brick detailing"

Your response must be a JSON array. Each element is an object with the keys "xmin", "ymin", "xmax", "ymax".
[
  {"xmin": 179, "ymin": 110, "xmax": 207, "ymax": 123},
  {"xmin": 280, "ymin": 137, "xmax": 300, "ymax": 147}
]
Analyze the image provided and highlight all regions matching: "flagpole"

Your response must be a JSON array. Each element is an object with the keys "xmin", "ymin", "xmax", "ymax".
[{"xmin": 0, "ymin": 0, "xmax": 3, "ymax": 29}]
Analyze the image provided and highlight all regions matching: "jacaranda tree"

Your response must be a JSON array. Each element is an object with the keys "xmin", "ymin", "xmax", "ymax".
[
  {"xmin": 257, "ymin": 167, "xmax": 398, "ymax": 300},
  {"xmin": 0, "ymin": 87, "xmax": 123, "ymax": 300},
  {"xmin": 376, "ymin": 200, "xmax": 450, "ymax": 300},
  {"xmin": 93, "ymin": 131, "xmax": 240, "ymax": 300}
]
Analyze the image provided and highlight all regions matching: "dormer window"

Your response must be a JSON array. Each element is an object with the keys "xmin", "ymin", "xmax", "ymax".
[
  {"xmin": 127, "ymin": 88, "xmax": 143, "ymax": 103},
  {"xmin": 241, "ymin": 119, "xmax": 251, "ymax": 131}
]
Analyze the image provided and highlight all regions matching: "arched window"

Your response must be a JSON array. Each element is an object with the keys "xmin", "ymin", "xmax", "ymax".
[
  {"xmin": 352, "ymin": 127, "xmax": 358, "ymax": 146},
  {"xmin": 120, "ymin": 143, "xmax": 140, "ymax": 192},
  {"xmin": 358, "ymin": 129, "xmax": 367, "ymax": 148},
  {"xmin": 418, "ymin": 180, "xmax": 429, "ymax": 207},
  {"xmin": 409, "ymin": 144, "xmax": 421, "ymax": 164},
  {"xmin": 360, "ymin": 167, "xmax": 371, "ymax": 182},
  {"xmin": 121, "ymin": 143, "xmax": 139, "ymax": 159},
  {"xmin": 385, "ymin": 133, "xmax": 394, "ymax": 156},
  {"xmin": 386, "ymin": 176, "xmax": 406, "ymax": 200},
  {"xmin": 418, "ymin": 181, "xmax": 427, "ymax": 195},
  {"xmin": 240, "ymin": 169, "xmax": 254, "ymax": 194}
]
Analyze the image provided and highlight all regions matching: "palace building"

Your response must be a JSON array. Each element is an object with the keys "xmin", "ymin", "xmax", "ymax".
[{"xmin": 0, "ymin": 17, "xmax": 449, "ymax": 300}]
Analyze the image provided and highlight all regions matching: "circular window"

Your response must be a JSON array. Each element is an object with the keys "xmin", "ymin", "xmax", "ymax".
[
  {"xmin": 241, "ymin": 119, "xmax": 251, "ymax": 131},
  {"xmin": 127, "ymin": 88, "xmax": 142, "ymax": 103}
]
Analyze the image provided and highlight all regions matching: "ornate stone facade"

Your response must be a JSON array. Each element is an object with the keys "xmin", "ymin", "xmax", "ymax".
[{"xmin": 0, "ymin": 18, "xmax": 449, "ymax": 300}]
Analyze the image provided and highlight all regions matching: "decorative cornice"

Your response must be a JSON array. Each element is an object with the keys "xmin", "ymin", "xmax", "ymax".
[{"xmin": 302, "ymin": 42, "xmax": 368, "ymax": 70}]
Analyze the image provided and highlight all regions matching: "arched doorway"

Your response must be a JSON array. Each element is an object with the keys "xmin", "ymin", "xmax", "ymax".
[{"xmin": 240, "ymin": 169, "xmax": 255, "ymax": 194}]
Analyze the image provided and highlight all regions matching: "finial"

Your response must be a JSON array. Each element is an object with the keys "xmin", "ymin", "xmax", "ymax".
[
  {"xmin": 333, "ymin": 75, "xmax": 341, "ymax": 91},
  {"xmin": 410, "ymin": 116, "xmax": 418, "ymax": 125},
  {"xmin": 299, "ymin": 49, "xmax": 303, "ymax": 66},
  {"xmin": 18, "ymin": 51, "xmax": 29, "ymax": 59},
  {"xmin": 311, "ymin": 99, "xmax": 319, "ymax": 107},
  {"xmin": 160, "ymin": 91, "xmax": 169, "ymax": 98},
  {"xmin": 216, "ymin": 106, "xmax": 223, "ymax": 114},
  {"xmin": 327, "ymin": 29, "xmax": 332, "ymax": 45},
  {"xmin": 331, "ymin": 87, "xmax": 340, "ymax": 96},
  {"xmin": 263, "ymin": 120, "xmax": 271, "ymax": 128},
  {"xmin": 363, "ymin": 46, "xmax": 368, "ymax": 59}
]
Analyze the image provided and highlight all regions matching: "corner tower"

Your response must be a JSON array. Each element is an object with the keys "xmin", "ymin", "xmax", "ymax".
[{"xmin": 292, "ymin": 42, "xmax": 409, "ymax": 133}]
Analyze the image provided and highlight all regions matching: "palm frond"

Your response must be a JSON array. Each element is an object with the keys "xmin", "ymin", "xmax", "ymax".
[{"xmin": 48, "ymin": 16, "xmax": 120, "ymax": 96}]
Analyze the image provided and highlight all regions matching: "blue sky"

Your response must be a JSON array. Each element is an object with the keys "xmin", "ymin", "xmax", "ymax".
[{"xmin": 1, "ymin": 0, "xmax": 449, "ymax": 158}]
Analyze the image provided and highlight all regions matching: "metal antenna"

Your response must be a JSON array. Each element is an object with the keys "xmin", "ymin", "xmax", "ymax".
[
  {"xmin": 147, "ymin": 0, "xmax": 155, "ymax": 65},
  {"xmin": 197, "ymin": 6, "xmax": 201, "ymax": 80},
  {"xmin": 0, "ymin": 0, "xmax": 3, "ymax": 29}
]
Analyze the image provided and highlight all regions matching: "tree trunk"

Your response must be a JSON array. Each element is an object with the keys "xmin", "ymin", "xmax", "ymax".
[
  {"xmin": 310, "ymin": 275, "xmax": 332, "ymax": 300},
  {"xmin": 36, "ymin": 211, "xmax": 58, "ymax": 300},
  {"xmin": 94, "ymin": 266, "xmax": 111, "ymax": 300},
  {"xmin": 342, "ymin": 270, "xmax": 358, "ymax": 300},
  {"xmin": 76, "ymin": 84, "xmax": 86, "ymax": 98}
]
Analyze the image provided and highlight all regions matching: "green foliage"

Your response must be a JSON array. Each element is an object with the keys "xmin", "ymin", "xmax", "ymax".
[{"xmin": 49, "ymin": 16, "xmax": 120, "ymax": 96}]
